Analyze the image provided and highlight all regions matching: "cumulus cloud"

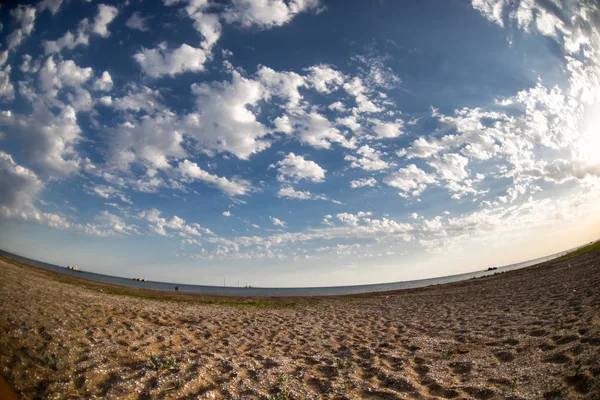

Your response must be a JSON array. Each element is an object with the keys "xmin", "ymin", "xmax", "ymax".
[
  {"xmin": 275, "ymin": 153, "xmax": 326, "ymax": 183},
  {"xmin": 306, "ymin": 64, "xmax": 344, "ymax": 93},
  {"xmin": 185, "ymin": 71, "xmax": 269, "ymax": 158},
  {"xmin": 107, "ymin": 111, "xmax": 185, "ymax": 171},
  {"xmin": 0, "ymin": 103, "xmax": 82, "ymax": 178},
  {"xmin": 0, "ymin": 66, "xmax": 15, "ymax": 101},
  {"xmin": 80, "ymin": 210, "xmax": 139, "ymax": 237},
  {"xmin": 140, "ymin": 208, "xmax": 211, "ymax": 237},
  {"xmin": 87, "ymin": 184, "xmax": 132, "ymax": 204},
  {"xmin": 525, "ymin": 159, "xmax": 600, "ymax": 184},
  {"xmin": 270, "ymin": 216, "xmax": 287, "ymax": 227},
  {"xmin": 350, "ymin": 177, "xmax": 377, "ymax": 189},
  {"xmin": 110, "ymin": 85, "xmax": 162, "ymax": 113},
  {"xmin": 343, "ymin": 77, "xmax": 381, "ymax": 114},
  {"xmin": 223, "ymin": 0, "xmax": 321, "ymax": 29},
  {"xmin": 38, "ymin": 0, "xmax": 64, "ymax": 15},
  {"xmin": 5, "ymin": 5, "xmax": 36, "ymax": 52},
  {"xmin": 384, "ymin": 164, "xmax": 437, "ymax": 198},
  {"xmin": 92, "ymin": 4, "xmax": 118, "ymax": 37},
  {"xmin": 257, "ymin": 65, "xmax": 306, "ymax": 107},
  {"xmin": 0, "ymin": 151, "xmax": 43, "ymax": 212},
  {"xmin": 223, "ymin": 210, "xmax": 231, "ymax": 217},
  {"xmin": 279, "ymin": 110, "xmax": 356, "ymax": 149},
  {"xmin": 277, "ymin": 186, "xmax": 327, "ymax": 200},
  {"xmin": 134, "ymin": 42, "xmax": 209, "ymax": 78},
  {"xmin": 0, "ymin": 150, "xmax": 70, "ymax": 229},
  {"xmin": 345, "ymin": 145, "xmax": 392, "ymax": 171},
  {"xmin": 125, "ymin": 11, "xmax": 150, "ymax": 32},
  {"xmin": 43, "ymin": 4, "xmax": 117, "ymax": 53},
  {"xmin": 93, "ymin": 71, "xmax": 113, "ymax": 91},
  {"xmin": 178, "ymin": 159, "xmax": 252, "ymax": 196},
  {"xmin": 428, "ymin": 153, "xmax": 470, "ymax": 182},
  {"xmin": 370, "ymin": 118, "xmax": 404, "ymax": 138},
  {"xmin": 471, "ymin": 0, "xmax": 507, "ymax": 27}
]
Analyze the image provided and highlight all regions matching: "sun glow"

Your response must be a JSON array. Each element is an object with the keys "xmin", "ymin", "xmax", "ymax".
[{"xmin": 578, "ymin": 104, "xmax": 600, "ymax": 162}]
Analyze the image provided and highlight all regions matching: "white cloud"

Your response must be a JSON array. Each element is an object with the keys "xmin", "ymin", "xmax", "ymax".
[
  {"xmin": 111, "ymin": 85, "xmax": 162, "ymax": 113},
  {"xmin": 428, "ymin": 153, "xmax": 470, "ymax": 182},
  {"xmin": 336, "ymin": 115, "xmax": 361, "ymax": 132},
  {"xmin": 178, "ymin": 159, "xmax": 252, "ymax": 196},
  {"xmin": 44, "ymin": 29, "xmax": 89, "ymax": 54},
  {"xmin": 354, "ymin": 54, "xmax": 401, "ymax": 90},
  {"xmin": 34, "ymin": 57, "xmax": 93, "ymax": 111},
  {"xmin": 0, "ymin": 150, "xmax": 43, "ymax": 212},
  {"xmin": 125, "ymin": 11, "xmax": 150, "ymax": 32},
  {"xmin": 223, "ymin": 0, "xmax": 321, "ymax": 29},
  {"xmin": 329, "ymin": 101, "xmax": 347, "ymax": 112},
  {"xmin": 384, "ymin": 164, "xmax": 437, "ymax": 197},
  {"xmin": 471, "ymin": 0, "xmax": 507, "ymax": 27},
  {"xmin": 0, "ymin": 150, "xmax": 70, "ymax": 230},
  {"xmin": 43, "ymin": 4, "xmax": 117, "ymax": 54},
  {"xmin": 87, "ymin": 184, "xmax": 132, "ymax": 204},
  {"xmin": 184, "ymin": 71, "xmax": 269, "ymax": 159},
  {"xmin": 140, "ymin": 208, "xmax": 212, "ymax": 238},
  {"xmin": 275, "ymin": 153, "xmax": 326, "ymax": 183},
  {"xmin": 92, "ymin": 4, "xmax": 119, "ymax": 38},
  {"xmin": 270, "ymin": 216, "xmax": 287, "ymax": 227},
  {"xmin": 56, "ymin": 59, "xmax": 93, "ymax": 87},
  {"xmin": 370, "ymin": 118, "xmax": 404, "ymax": 138},
  {"xmin": 306, "ymin": 64, "xmax": 344, "ymax": 93},
  {"xmin": 0, "ymin": 51, "xmax": 8, "ymax": 67},
  {"xmin": 350, "ymin": 177, "xmax": 377, "ymax": 189},
  {"xmin": 38, "ymin": 0, "xmax": 64, "ymax": 15},
  {"xmin": 0, "ymin": 66, "xmax": 15, "ymax": 101},
  {"xmin": 343, "ymin": 77, "xmax": 381, "ymax": 114},
  {"xmin": 134, "ymin": 42, "xmax": 209, "ymax": 78},
  {"xmin": 345, "ymin": 145, "xmax": 392, "ymax": 171},
  {"xmin": 401, "ymin": 137, "xmax": 446, "ymax": 159},
  {"xmin": 191, "ymin": 13, "xmax": 222, "ymax": 50},
  {"xmin": 108, "ymin": 111, "xmax": 185, "ymax": 171},
  {"xmin": 162, "ymin": 0, "xmax": 221, "ymax": 50},
  {"xmin": 93, "ymin": 71, "xmax": 113, "ymax": 91},
  {"xmin": 81, "ymin": 211, "xmax": 139, "ymax": 237},
  {"xmin": 525, "ymin": 159, "xmax": 600, "ymax": 184},
  {"xmin": 5, "ymin": 5, "xmax": 36, "ymax": 51},
  {"xmin": 277, "ymin": 186, "xmax": 327, "ymax": 200},
  {"xmin": 0, "ymin": 102, "xmax": 82, "ymax": 178},
  {"xmin": 257, "ymin": 65, "xmax": 305, "ymax": 107},
  {"xmin": 98, "ymin": 96, "xmax": 112, "ymax": 106},
  {"xmin": 283, "ymin": 110, "xmax": 356, "ymax": 149},
  {"xmin": 19, "ymin": 54, "xmax": 34, "ymax": 73},
  {"xmin": 223, "ymin": 210, "xmax": 231, "ymax": 217}
]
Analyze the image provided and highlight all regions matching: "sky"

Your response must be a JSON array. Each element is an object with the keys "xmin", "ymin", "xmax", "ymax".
[{"xmin": 0, "ymin": 0, "xmax": 599, "ymax": 287}]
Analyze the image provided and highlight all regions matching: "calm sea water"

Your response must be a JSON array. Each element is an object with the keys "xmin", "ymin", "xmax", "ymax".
[{"xmin": 0, "ymin": 248, "xmax": 569, "ymax": 297}]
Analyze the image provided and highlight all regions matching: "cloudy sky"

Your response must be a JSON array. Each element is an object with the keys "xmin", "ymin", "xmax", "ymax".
[{"xmin": 0, "ymin": 0, "xmax": 599, "ymax": 287}]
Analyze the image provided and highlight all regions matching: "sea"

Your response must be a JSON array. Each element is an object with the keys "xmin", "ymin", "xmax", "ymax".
[{"xmin": 0, "ymin": 248, "xmax": 569, "ymax": 297}]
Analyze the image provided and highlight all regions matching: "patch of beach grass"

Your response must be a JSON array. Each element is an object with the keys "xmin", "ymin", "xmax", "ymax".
[{"xmin": 556, "ymin": 240, "xmax": 600, "ymax": 262}]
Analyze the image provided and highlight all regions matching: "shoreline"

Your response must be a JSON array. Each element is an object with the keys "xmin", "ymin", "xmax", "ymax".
[
  {"xmin": 0, "ymin": 248, "xmax": 573, "ymax": 304},
  {"xmin": 0, "ymin": 246, "xmax": 572, "ymax": 297}
]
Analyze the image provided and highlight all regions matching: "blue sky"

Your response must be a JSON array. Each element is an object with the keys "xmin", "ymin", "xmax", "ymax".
[{"xmin": 1, "ymin": 0, "xmax": 599, "ymax": 287}]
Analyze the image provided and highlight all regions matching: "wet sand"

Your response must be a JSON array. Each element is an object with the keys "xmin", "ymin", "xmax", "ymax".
[{"xmin": 0, "ymin": 250, "xmax": 599, "ymax": 399}]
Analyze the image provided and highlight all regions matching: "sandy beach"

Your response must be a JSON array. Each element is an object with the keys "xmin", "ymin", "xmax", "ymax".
[{"xmin": 0, "ymin": 249, "xmax": 599, "ymax": 400}]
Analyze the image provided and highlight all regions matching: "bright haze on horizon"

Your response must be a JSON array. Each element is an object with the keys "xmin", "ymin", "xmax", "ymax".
[{"xmin": 0, "ymin": 0, "xmax": 599, "ymax": 287}]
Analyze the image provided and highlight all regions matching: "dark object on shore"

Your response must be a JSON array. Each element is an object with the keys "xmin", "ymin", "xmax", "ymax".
[
  {"xmin": 487, "ymin": 267, "xmax": 498, "ymax": 271},
  {"xmin": 0, "ymin": 374, "xmax": 19, "ymax": 400},
  {"xmin": 175, "ymin": 286, "xmax": 180, "ymax": 292}
]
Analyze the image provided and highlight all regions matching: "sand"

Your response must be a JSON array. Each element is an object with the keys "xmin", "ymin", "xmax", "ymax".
[{"xmin": 0, "ymin": 250, "xmax": 599, "ymax": 400}]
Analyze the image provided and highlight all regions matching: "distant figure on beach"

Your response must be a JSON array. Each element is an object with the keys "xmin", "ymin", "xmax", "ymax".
[{"xmin": 175, "ymin": 285, "xmax": 180, "ymax": 292}]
